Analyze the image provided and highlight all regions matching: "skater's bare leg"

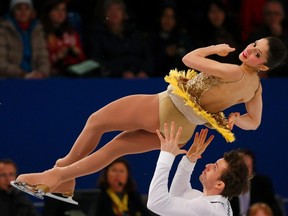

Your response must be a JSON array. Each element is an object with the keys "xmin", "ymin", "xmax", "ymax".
[
  {"xmin": 16, "ymin": 130, "xmax": 161, "ymax": 192},
  {"xmin": 51, "ymin": 94, "xmax": 159, "ymax": 195},
  {"xmin": 61, "ymin": 130, "xmax": 161, "ymax": 181},
  {"xmin": 56, "ymin": 94, "xmax": 159, "ymax": 166}
]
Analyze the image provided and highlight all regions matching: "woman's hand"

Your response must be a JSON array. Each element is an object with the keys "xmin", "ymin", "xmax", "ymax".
[
  {"xmin": 186, "ymin": 129, "xmax": 214, "ymax": 163},
  {"xmin": 228, "ymin": 112, "xmax": 240, "ymax": 130},
  {"xmin": 213, "ymin": 44, "xmax": 235, "ymax": 57}
]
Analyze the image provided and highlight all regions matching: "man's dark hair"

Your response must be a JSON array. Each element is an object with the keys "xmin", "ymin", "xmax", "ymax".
[{"xmin": 220, "ymin": 150, "xmax": 249, "ymax": 198}]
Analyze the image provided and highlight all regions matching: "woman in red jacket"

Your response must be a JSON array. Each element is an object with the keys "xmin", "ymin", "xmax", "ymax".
[{"xmin": 41, "ymin": 0, "xmax": 86, "ymax": 76}]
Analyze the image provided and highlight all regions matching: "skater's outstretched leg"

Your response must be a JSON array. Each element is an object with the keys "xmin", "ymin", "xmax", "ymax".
[
  {"xmin": 17, "ymin": 94, "xmax": 160, "ymax": 194},
  {"xmin": 56, "ymin": 94, "xmax": 159, "ymax": 166},
  {"xmin": 16, "ymin": 129, "xmax": 162, "ymax": 193}
]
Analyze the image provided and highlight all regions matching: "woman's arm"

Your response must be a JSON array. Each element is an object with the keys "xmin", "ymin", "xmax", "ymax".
[
  {"xmin": 182, "ymin": 44, "xmax": 239, "ymax": 79},
  {"xmin": 229, "ymin": 85, "xmax": 263, "ymax": 130}
]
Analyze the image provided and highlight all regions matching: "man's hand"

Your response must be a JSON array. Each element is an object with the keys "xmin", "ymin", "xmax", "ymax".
[
  {"xmin": 186, "ymin": 129, "xmax": 214, "ymax": 163},
  {"xmin": 156, "ymin": 122, "xmax": 187, "ymax": 156}
]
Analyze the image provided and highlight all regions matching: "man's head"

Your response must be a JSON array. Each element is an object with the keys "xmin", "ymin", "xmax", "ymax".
[
  {"xmin": 0, "ymin": 159, "xmax": 18, "ymax": 192},
  {"xmin": 200, "ymin": 149, "xmax": 250, "ymax": 199}
]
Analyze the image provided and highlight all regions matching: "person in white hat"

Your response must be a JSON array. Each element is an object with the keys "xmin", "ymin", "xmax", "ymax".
[
  {"xmin": 10, "ymin": 0, "xmax": 33, "ymax": 10},
  {"xmin": 0, "ymin": 0, "xmax": 50, "ymax": 78}
]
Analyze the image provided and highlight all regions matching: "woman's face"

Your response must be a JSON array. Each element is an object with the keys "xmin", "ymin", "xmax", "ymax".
[
  {"xmin": 49, "ymin": 3, "xmax": 67, "ymax": 25},
  {"xmin": 105, "ymin": 3, "xmax": 126, "ymax": 26},
  {"xmin": 13, "ymin": 3, "xmax": 33, "ymax": 23},
  {"xmin": 239, "ymin": 38, "xmax": 269, "ymax": 69},
  {"xmin": 160, "ymin": 7, "xmax": 176, "ymax": 32},
  {"xmin": 264, "ymin": 2, "xmax": 284, "ymax": 28},
  {"xmin": 107, "ymin": 162, "xmax": 128, "ymax": 192},
  {"xmin": 208, "ymin": 4, "xmax": 225, "ymax": 28}
]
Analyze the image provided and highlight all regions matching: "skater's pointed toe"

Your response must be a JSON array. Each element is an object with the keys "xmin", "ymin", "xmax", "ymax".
[{"xmin": 14, "ymin": 168, "xmax": 63, "ymax": 194}]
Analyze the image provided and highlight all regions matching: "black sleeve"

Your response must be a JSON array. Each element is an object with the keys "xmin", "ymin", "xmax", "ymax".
[
  {"xmin": 128, "ymin": 191, "xmax": 156, "ymax": 216},
  {"xmin": 95, "ymin": 190, "xmax": 115, "ymax": 216}
]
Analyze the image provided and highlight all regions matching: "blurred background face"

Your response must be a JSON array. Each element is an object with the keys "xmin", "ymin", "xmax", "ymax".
[
  {"xmin": 160, "ymin": 7, "xmax": 176, "ymax": 32},
  {"xmin": 254, "ymin": 209, "xmax": 270, "ymax": 216},
  {"xmin": 208, "ymin": 3, "xmax": 225, "ymax": 28},
  {"xmin": 49, "ymin": 3, "xmax": 67, "ymax": 25},
  {"xmin": 264, "ymin": 2, "xmax": 284, "ymax": 27},
  {"xmin": 105, "ymin": 3, "xmax": 126, "ymax": 25},
  {"xmin": 0, "ymin": 163, "xmax": 17, "ymax": 191},
  {"xmin": 107, "ymin": 162, "xmax": 128, "ymax": 192},
  {"xmin": 243, "ymin": 155, "xmax": 254, "ymax": 177},
  {"xmin": 13, "ymin": 3, "xmax": 33, "ymax": 23}
]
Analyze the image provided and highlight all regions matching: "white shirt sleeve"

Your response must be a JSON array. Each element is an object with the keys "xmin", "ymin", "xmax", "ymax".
[
  {"xmin": 170, "ymin": 155, "xmax": 202, "ymax": 198},
  {"xmin": 147, "ymin": 151, "xmax": 212, "ymax": 216}
]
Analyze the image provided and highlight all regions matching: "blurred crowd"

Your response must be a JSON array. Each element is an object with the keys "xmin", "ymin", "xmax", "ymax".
[
  {"xmin": 0, "ymin": 0, "xmax": 287, "ymax": 79},
  {"xmin": 1, "ymin": 150, "xmax": 285, "ymax": 216}
]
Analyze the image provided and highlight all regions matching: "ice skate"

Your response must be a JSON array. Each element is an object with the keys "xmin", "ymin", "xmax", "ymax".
[
  {"xmin": 10, "ymin": 180, "xmax": 47, "ymax": 199},
  {"xmin": 52, "ymin": 179, "xmax": 76, "ymax": 198},
  {"xmin": 53, "ymin": 158, "xmax": 76, "ymax": 198},
  {"xmin": 10, "ymin": 180, "xmax": 79, "ymax": 205},
  {"xmin": 10, "ymin": 168, "xmax": 79, "ymax": 204},
  {"xmin": 45, "ymin": 192, "xmax": 78, "ymax": 205}
]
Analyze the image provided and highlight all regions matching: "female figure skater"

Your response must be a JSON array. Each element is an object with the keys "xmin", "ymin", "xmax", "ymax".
[{"xmin": 14, "ymin": 37, "xmax": 287, "ymax": 202}]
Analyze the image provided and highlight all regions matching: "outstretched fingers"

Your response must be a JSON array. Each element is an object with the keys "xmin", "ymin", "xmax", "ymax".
[
  {"xmin": 157, "ymin": 122, "xmax": 186, "ymax": 156},
  {"xmin": 187, "ymin": 129, "xmax": 214, "ymax": 162}
]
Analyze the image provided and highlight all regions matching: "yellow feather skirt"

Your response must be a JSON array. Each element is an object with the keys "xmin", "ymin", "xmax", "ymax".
[{"xmin": 164, "ymin": 69, "xmax": 235, "ymax": 143}]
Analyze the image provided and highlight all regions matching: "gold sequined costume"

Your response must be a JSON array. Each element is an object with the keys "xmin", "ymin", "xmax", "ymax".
[{"xmin": 159, "ymin": 69, "xmax": 238, "ymax": 143}]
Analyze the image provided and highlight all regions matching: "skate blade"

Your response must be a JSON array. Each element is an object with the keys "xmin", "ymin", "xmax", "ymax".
[
  {"xmin": 10, "ymin": 181, "xmax": 45, "ymax": 199},
  {"xmin": 45, "ymin": 193, "xmax": 79, "ymax": 205}
]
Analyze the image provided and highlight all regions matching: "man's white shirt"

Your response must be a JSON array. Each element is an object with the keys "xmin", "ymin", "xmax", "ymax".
[{"xmin": 147, "ymin": 151, "xmax": 232, "ymax": 216}]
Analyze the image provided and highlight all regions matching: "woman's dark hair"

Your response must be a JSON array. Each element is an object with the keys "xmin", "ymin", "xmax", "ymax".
[
  {"xmin": 97, "ymin": 157, "xmax": 136, "ymax": 193},
  {"xmin": 41, "ymin": 0, "xmax": 74, "ymax": 36},
  {"xmin": 220, "ymin": 149, "xmax": 250, "ymax": 198},
  {"xmin": 206, "ymin": 0, "xmax": 227, "ymax": 15},
  {"xmin": 158, "ymin": 4, "xmax": 179, "ymax": 29},
  {"xmin": 265, "ymin": 37, "xmax": 288, "ymax": 69}
]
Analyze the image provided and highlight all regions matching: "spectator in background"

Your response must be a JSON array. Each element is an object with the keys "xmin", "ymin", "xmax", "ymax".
[
  {"xmin": 230, "ymin": 148, "xmax": 282, "ymax": 216},
  {"xmin": 246, "ymin": 0, "xmax": 288, "ymax": 78},
  {"xmin": 95, "ymin": 157, "xmax": 153, "ymax": 216},
  {"xmin": 195, "ymin": 0, "xmax": 240, "ymax": 64},
  {"xmin": 0, "ymin": 0, "xmax": 50, "ymax": 79},
  {"xmin": 88, "ymin": 0, "xmax": 153, "ymax": 78},
  {"xmin": 63, "ymin": 0, "xmax": 84, "ymax": 42},
  {"xmin": 150, "ymin": 4, "xmax": 194, "ymax": 77},
  {"xmin": 239, "ymin": 0, "xmax": 266, "ymax": 42},
  {"xmin": 248, "ymin": 203, "xmax": 274, "ymax": 216},
  {"xmin": 0, "ymin": 159, "xmax": 39, "ymax": 216},
  {"xmin": 41, "ymin": 0, "xmax": 86, "ymax": 77}
]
